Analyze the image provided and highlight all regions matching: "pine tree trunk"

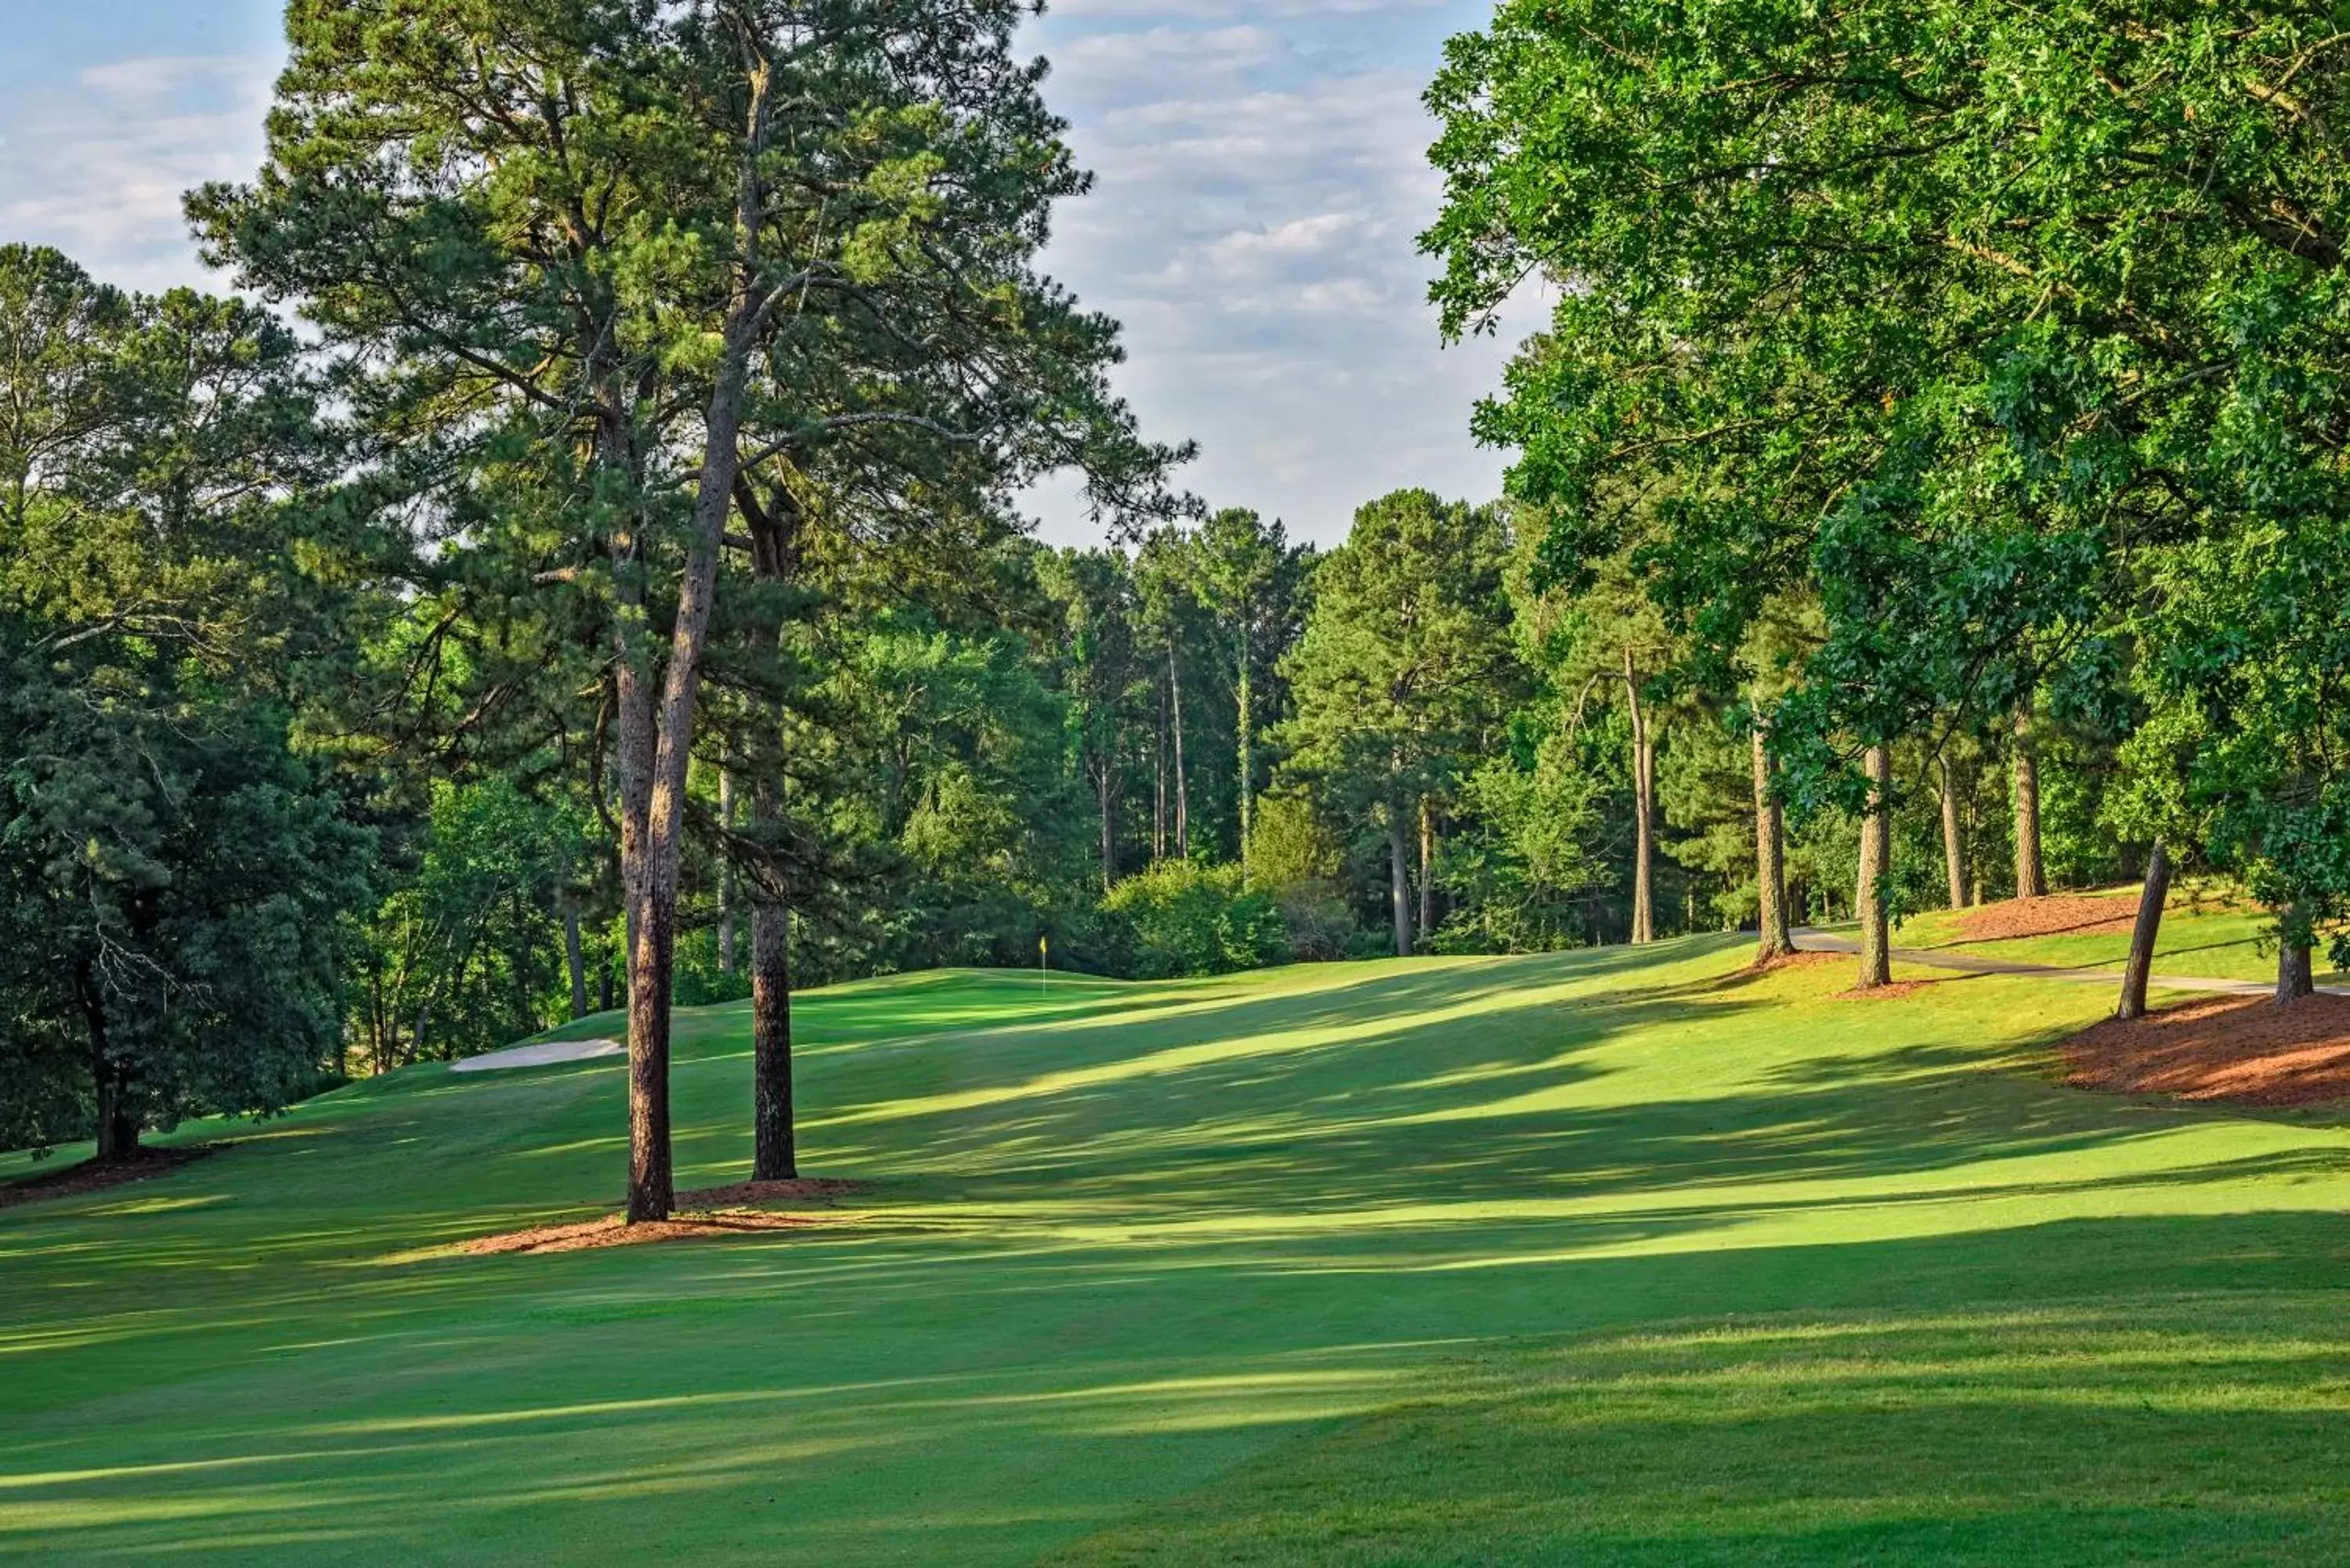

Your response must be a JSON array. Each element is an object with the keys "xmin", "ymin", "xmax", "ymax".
[
  {"xmin": 750, "ymin": 887, "xmax": 796, "ymax": 1181},
  {"xmin": 716, "ymin": 770, "xmax": 736, "ymax": 976},
  {"xmin": 1752, "ymin": 724, "xmax": 1793, "ymax": 961},
  {"xmin": 1625, "ymin": 649, "xmax": 1654, "ymax": 945},
  {"xmin": 1172, "ymin": 647, "xmax": 1191, "ymax": 859},
  {"xmin": 612, "ymin": 326, "xmax": 757, "ymax": 1224},
  {"xmin": 2012, "ymin": 699, "xmax": 2046, "ymax": 899},
  {"xmin": 1856, "ymin": 744, "xmax": 1893, "ymax": 989},
  {"xmin": 1419, "ymin": 799, "xmax": 1435, "ymax": 939},
  {"xmin": 621, "ymin": 880, "xmax": 677, "ymax": 1219},
  {"xmin": 1153, "ymin": 672, "xmax": 1167, "ymax": 863},
  {"xmin": 564, "ymin": 905, "xmax": 589, "ymax": 1020},
  {"xmin": 1389, "ymin": 803, "xmax": 1415, "ymax": 959},
  {"xmin": 1236, "ymin": 644, "xmax": 1253, "ymax": 876},
  {"xmin": 2117, "ymin": 840, "xmax": 2171, "ymax": 1022},
  {"xmin": 1097, "ymin": 756, "xmax": 1116, "ymax": 894},
  {"xmin": 1939, "ymin": 756, "xmax": 1969, "ymax": 909}
]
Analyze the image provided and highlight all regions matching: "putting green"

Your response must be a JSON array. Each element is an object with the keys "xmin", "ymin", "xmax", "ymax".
[{"xmin": 5, "ymin": 939, "xmax": 2348, "ymax": 1564}]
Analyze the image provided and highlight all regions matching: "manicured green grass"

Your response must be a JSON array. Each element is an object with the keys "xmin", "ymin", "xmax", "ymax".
[{"xmin": 5, "ymin": 942, "xmax": 2350, "ymax": 1565}]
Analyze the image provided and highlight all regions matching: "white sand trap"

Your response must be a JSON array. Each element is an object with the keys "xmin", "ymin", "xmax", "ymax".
[{"xmin": 450, "ymin": 1038, "xmax": 624, "ymax": 1073}]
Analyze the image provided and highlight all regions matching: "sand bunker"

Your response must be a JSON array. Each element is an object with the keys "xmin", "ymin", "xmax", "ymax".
[{"xmin": 450, "ymin": 1038, "xmax": 625, "ymax": 1073}]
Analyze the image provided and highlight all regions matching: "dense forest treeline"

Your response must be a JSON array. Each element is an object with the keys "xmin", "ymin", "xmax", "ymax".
[{"xmin": 7, "ymin": 2, "xmax": 2348, "ymax": 1225}]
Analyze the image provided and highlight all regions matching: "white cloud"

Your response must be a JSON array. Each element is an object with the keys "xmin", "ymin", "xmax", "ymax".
[
  {"xmin": 0, "ymin": 53, "xmax": 273, "ymax": 293},
  {"xmin": 1024, "ymin": 8, "xmax": 1544, "ymax": 544}
]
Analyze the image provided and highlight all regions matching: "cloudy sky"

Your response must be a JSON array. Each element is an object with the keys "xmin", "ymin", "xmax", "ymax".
[{"xmin": 0, "ymin": 1, "xmax": 1533, "ymax": 546}]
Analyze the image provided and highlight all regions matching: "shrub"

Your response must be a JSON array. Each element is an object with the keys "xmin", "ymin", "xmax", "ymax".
[{"xmin": 1102, "ymin": 862, "xmax": 1289, "ymax": 978}]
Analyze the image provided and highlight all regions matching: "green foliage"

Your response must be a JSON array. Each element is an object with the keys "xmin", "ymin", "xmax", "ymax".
[
  {"xmin": 1434, "ymin": 742, "xmax": 1606, "ymax": 955},
  {"xmin": 1423, "ymin": 0, "xmax": 2350, "ymax": 949},
  {"xmin": 354, "ymin": 778, "xmax": 592, "ymax": 1067},
  {"xmin": 0, "ymin": 244, "xmax": 376, "ymax": 1151},
  {"xmin": 1101, "ymin": 862, "xmax": 1289, "ymax": 979},
  {"xmin": 1280, "ymin": 491, "xmax": 1521, "ymax": 951},
  {"xmin": 1244, "ymin": 794, "xmax": 1364, "ymax": 961}
]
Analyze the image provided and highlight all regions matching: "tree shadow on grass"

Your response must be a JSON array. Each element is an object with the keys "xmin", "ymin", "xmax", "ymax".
[
  {"xmin": 14, "ymin": 945, "xmax": 2350, "ymax": 1566},
  {"xmin": 9, "ymin": 1217, "xmax": 2350, "ymax": 1566},
  {"xmin": 1036, "ymin": 1269, "xmax": 2350, "ymax": 1568}
]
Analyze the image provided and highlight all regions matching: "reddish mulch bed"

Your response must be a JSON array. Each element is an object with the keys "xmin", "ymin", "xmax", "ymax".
[
  {"xmin": 463, "ymin": 1176, "xmax": 868, "ymax": 1256},
  {"xmin": 1956, "ymin": 894, "xmax": 2138, "ymax": 943},
  {"xmin": 0, "ymin": 1144, "xmax": 221, "ymax": 1210},
  {"xmin": 2060, "ymin": 993, "xmax": 2350, "ymax": 1107}
]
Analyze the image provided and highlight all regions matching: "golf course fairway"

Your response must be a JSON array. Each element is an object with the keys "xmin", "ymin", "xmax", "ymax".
[{"xmin": 5, "ymin": 938, "xmax": 2349, "ymax": 1564}]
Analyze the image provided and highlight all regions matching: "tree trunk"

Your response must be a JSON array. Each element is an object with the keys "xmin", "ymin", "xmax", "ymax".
[
  {"xmin": 717, "ymin": 770, "xmax": 737, "ymax": 976},
  {"xmin": 1418, "ymin": 799, "xmax": 1435, "ymax": 939},
  {"xmin": 751, "ymin": 899, "xmax": 795, "ymax": 1179},
  {"xmin": 2116, "ymin": 840, "xmax": 2171, "ymax": 1022},
  {"xmin": 2278, "ymin": 910, "xmax": 2316, "ymax": 1005},
  {"xmin": 1097, "ymin": 755, "xmax": 1116, "ymax": 894},
  {"xmin": 1172, "ymin": 646, "xmax": 1191, "ymax": 859},
  {"xmin": 77, "ymin": 963, "xmax": 137, "ymax": 1159},
  {"xmin": 1856, "ymin": 744, "xmax": 1893, "ymax": 989},
  {"xmin": 2012, "ymin": 699, "xmax": 2046, "ymax": 899},
  {"xmin": 1939, "ymin": 755, "xmax": 1969, "ymax": 910},
  {"xmin": 1152, "ymin": 673, "xmax": 1167, "ymax": 863},
  {"xmin": 564, "ymin": 905, "xmax": 589, "ymax": 1020},
  {"xmin": 611, "ymin": 320, "xmax": 759, "ymax": 1225},
  {"xmin": 369, "ymin": 964, "xmax": 388, "ymax": 1071},
  {"xmin": 1389, "ymin": 803, "xmax": 1415, "ymax": 958},
  {"xmin": 750, "ymin": 768, "xmax": 796, "ymax": 1180},
  {"xmin": 1752, "ymin": 723, "xmax": 1793, "ymax": 962},
  {"xmin": 1236, "ymin": 642, "xmax": 1253, "ymax": 876},
  {"xmin": 1625, "ymin": 649, "xmax": 1655, "ymax": 945}
]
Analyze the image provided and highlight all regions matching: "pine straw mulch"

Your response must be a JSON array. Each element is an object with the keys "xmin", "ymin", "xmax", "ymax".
[
  {"xmin": 1955, "ymin": 894, "xmax": 2140, "ymax": 943},
  {"xmin": 2059, "ymin": 993, "xmax": 2350, "ymax": 1107},
  {"xmin": 0, "ymin": 1144, "xmax": 222, "ymax": 1210},
  {"xmin": 460, "ymin": 1177, "xmax": 870, "ymax": 1256}
]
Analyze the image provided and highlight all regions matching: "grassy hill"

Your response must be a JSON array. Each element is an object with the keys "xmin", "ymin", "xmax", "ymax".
[{"xmin": 5, "ymin": 937, "xmax": 2350, "ymax": 1564}]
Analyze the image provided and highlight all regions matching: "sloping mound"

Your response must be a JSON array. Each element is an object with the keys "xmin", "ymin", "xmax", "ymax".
[
  {"xmin": 1958, "ymin": 894, "xmax": 2137, "ymax": 942},
  {"xmin": 2059, "ymin": 994, "xmax": 2350, "ymax": 1106}
]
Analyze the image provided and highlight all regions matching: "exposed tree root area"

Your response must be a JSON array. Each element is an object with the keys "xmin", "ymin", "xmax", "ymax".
[
  {"xmin": 0, "ymin": 1144, "xmax": 221, "ymax": 1209},
  {"xmin": 1748, "ymin": 951, "xmax": 1846, "ymax": 976},
  {"xmin": 1956, "ymin": 894, "xmax": 2138, "ymax": 942},
  {"xmin": 461, "ymin": 1177, "xmax": 869, "ymax": 1256},
  {"xmin": 2061, "ymin": 995, "xmax": 2350, "ymax": 1107},
  {"xmin": 1836, "ymin": 979, "xmax": 1936, "ymax": 1001}
]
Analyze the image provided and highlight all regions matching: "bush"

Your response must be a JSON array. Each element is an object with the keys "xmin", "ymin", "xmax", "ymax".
[{"xmin": 1102, "ymin": 862, "xmax": 1289, "ymax": 979}]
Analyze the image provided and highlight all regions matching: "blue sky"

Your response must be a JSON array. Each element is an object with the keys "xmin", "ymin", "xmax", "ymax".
[{"xmin": 0, "ymin": 1, "xmax": 1531, "ymax": 546}]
